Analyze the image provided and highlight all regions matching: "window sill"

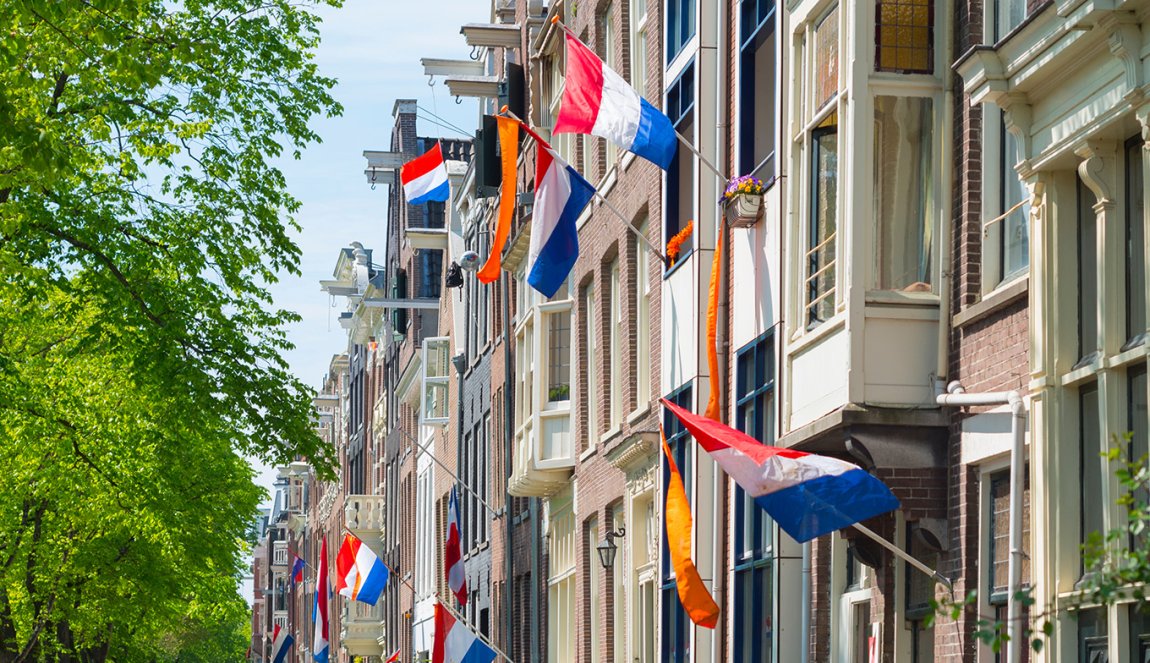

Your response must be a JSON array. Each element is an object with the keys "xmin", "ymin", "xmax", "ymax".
[
  {"xmin": 1107, "ymin": 344, "xmax": 1147, "ymax": 371},
  {"xmin": 595, "ymin": 166, "xmax": 618, "ymax": 201},
  {"xmin": 663, "ymin": 248, "xmax": 695, "ymax": 279},
  {"xmin": 864, "ymin": 289, "xmax": 939, "ymax": 306},
  {"xmin": 599, "ymin": 426, "xmax": 622, "ymax": 447},
  {"xmin": 953, "ymin": 277, "xmax": 1029, "ymax": 328},
  {"xmin": 1059, "ymin": 358, "xmax": 1102, "ymax": 388},
  {"xmin": 579, "ymin": 445, "xmax": 598, "ymax": 463},
  {"xmin": 621, "ymin": 151, "xmax": 637, "ymax": 172},
  {"xmin": 627, "ymin": 403, "xmax": 652, "ymax": 425},
  {"xmin": 788, "ymin": 312, "xmax": 846, "ymax": 354}
]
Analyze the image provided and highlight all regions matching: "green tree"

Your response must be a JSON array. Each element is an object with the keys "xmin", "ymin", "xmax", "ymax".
[{"xmin": 0, "ymin": 0, "xmax": 340, "ymax": 658}]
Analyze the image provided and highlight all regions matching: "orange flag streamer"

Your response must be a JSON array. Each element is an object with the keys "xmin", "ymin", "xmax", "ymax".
[
  {"xmin": 477, "ymin": 115, "xmax": 519, "ymax": 283},
  {"xmin": 660, "ymin": 425, "xmax": 721, "ymax": 629},
  {"xmin": 703, "ymin": 226, "xmax": 723, "ymax": 421}
]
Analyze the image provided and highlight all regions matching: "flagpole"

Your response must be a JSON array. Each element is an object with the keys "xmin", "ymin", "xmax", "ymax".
[
  {"xmin": 373, "ymin": 557, "xmax": 519, "ymax": 663},
  {"xmin": 852, "ymin": 523, "xmax": 953, "ymax": 590},
  {"xmin": 497, "ymin": 107, "xmax": 672, "ymax": 267}
]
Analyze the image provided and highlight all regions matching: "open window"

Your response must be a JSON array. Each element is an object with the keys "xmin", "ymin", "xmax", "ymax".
[{"xmin": 421, "ymin": 337, "xmax": 450, "ymax": 425}]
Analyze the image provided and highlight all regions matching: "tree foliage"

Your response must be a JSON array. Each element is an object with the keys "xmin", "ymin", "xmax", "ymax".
[{"xmin": 0, "ymin": 0, "xmax": 340, "ymax": 658}]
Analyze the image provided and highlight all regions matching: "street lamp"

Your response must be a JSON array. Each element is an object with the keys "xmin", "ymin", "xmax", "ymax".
[{"xmin": 596, "ymin": 526, "xmax": 626, "ymax": 570}]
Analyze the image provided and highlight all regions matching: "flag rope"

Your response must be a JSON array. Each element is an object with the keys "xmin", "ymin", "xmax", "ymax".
[{"xmin": 496, "ymin": 106, "xmax": 671, "ymax": 267}]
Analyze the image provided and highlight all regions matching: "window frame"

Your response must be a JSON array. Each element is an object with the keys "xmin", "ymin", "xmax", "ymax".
[
  {"xmin": 738, "ymin": 0, "xmax": 778, "ymax": 180},
  {"xmin": 660, "ymin": 384, "xmax": 693, "ymax": 663}
]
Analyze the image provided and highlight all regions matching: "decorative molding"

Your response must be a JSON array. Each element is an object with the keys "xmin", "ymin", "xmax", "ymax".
[
  {"xmin": 1001, "ymin": 95, "xmax": 1034, "ymax": 174},
  {"xmin": 1075, "ymin": 141, "xmax": 1116, "ymax": 206},
  {"xmin": 1105, "ymin": 17, "xmax": 1143, "ymax": 101}
]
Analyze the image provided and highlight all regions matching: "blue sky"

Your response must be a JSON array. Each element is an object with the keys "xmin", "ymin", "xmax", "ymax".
[{"xmin": 252, "ymin": 0, "xmax": 488, "ymax": 505}]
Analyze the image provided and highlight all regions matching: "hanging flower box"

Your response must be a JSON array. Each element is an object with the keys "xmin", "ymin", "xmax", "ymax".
[
  {"xmin": 723, "ymin": 175, "xmax": 766, "ymax": 228},
  {"xmin": 728, "ymin": 193, "xmax": 763, "ymax": 227}
]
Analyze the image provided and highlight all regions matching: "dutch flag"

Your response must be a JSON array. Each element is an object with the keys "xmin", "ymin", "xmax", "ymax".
[
  {"xmin": 521, "ymin": 125, "xmax": 595, "ymax": 298},
  {"xmin": 432, "ymin": 602, "xmax": 496, "ymax": 663},
  {"xmin": 334, "ymin": 533, "xmax": 389, "ymax": 606},
  {"xmin": 270, "ymin": 624, "xmax": 293, "ymax": 663},
  {"xmin": 554, "ymin": 31, "xmax": 677, "ymax": 170},
  {"xmin": 446, "ymin": 487, "xmax": 468, "ymax": 606},
  {"xmin": 400, "ymin": 141, "xmax": 451, "ymax": 205}
]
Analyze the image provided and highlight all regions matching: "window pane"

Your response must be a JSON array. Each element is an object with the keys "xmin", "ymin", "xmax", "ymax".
[
  {"xmin": 872, "ymin": 96, "xmax": 933, "ymax": 291},
  {"xmin": 548, "ymin": 310, "xmax": 571, "ymax": 402},
  {"xmin": 813, "ymin": 6, "xmax": 839, "ymax": 110},
  {"xmin": 994, "ymin": 0, "xmax": 1026, "ymax": 41},
  {"xmin": 809, "ymin": 113, "xmax": 838, "ymax": 325},
  {"xmin": 1127, "ymin": 138, "xmax": 1146, "ymax": 345},
  {"xmin": 1000, "ymin": 123, "xmax": 1029, "ymax": 282},
  {"xmin": 1078, "ymin": 176, "xmax": 1099, "ymax": 361},
  {"xmin": 875, "ymin": 0, "xmax": 933, "ymax": 73},
  {"xmin": 739, "ymin": 1, "xmax": 776, "ymax": 176},
  {"xmin": 1080, "ymin": 383, "xmax": 1103, "ymax": 554}
]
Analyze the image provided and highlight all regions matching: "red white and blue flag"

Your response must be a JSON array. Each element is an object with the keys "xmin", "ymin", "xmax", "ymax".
[
  {"xmin": 519, "ymin": 124, "xmax": 595, "ymax": 298},
  {"xmin": 432, "ymin": 602, "xmax": 496, "ymax": 663},
  {"xmin": 270, "ymin": 624, "xmax": 294, "ymax": 663},
  {"xmin": 291, "ymin": 554, "xmax": 305, "ymax": 584},
  {"xmin": 313, "ymin": 538, "xmax": 330, "ymax": 663},
  {"xmin": 661, "ymin": 398, "xmax": 900, "ymax": 542},
  {"xmin": 446, "ymin": 487, "xmax": 468, "ymax": 606},
  {"xmin": 554, "ymin": 31, "xmax": 677, "ymax": 170},
  {"xmin": 400, "ymin": 141, "xmax": 451, "ymax": 205},
  {"xmin": 335, "ymin": 533, "xmax": 389, "ymax": 605}
]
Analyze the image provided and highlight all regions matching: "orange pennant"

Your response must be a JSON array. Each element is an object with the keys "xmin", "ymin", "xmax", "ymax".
[
  {"xmin": 660, "ymin": 425, "xmax": 721, "ymax": 629},
  {"xmin": 477, "ymin": 116, "xmax": 519, "ymax": 283},
  {"xmin": 703, "ymin": 226, "xmax": 723, "ymax": 421}
]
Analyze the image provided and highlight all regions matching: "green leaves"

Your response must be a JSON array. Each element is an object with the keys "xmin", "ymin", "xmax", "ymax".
[{"xmin": 0, "ymin": 0, "xmax": 341, "ymax": 657}]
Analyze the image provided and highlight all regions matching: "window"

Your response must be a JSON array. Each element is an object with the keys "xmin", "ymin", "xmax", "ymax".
[
  {"xmin": 872, "ymin": 96, "xmax": 934, "ymax": 291},
  {"xmin": 667, "ymin": 0, "xmax": 696, "ymax": 63},
  {"xmin": 875, "ymin": 0, "xmax": 933, "ymax": 73},
  {"xmin": 734, "ymin": 334, "xmax": 775, "ymax": 663},
  {"xmin": 583, "ymin": 282, "xmax": 599, "ymax": 449},
  {"xmin": 1128, "ymin": 364, "xmax": 1147, "ymax": 548},
  {"xmin": 548, "ymin": 308, "xmax": 572, "ymax": 403},
  {"xmin": 802, "ymin": 6, "xmax": 839, "ymax": 326},
  {"xmin": 808, "ymin": 112, "xmax": 838, "ymax": 325},
  {"xmin": 609, "ymin": 261, "xmax": 622, "ymax": 429},
  {"xmin": 999, "ymin": 121, "xmax": 1029, "ymax": 282},
  {"xmin": 1078, "ymin": 176, "xmax": 1099, "ymax": 363},
  {"xmin": 1078, "ymin": 608, "xmax": 1108, "ymax": 662},
  {"xmin": 600, "ymin": 5, "xmax": 619, "ymax": 173},
  {"xmin": 661, "ymin": 385, "xmax": 693, "ymax": 663},
  {"xmin": 666, "ymin": 65, "xmax": 696, "ymax": 266},
  {"xmin": 906, "ymin": 525, "xmax": 939, "ymax": 663},
  {"xmin": 420, "ymin": 250, "xmax": 443, "ymax": 298},
  {"xmin": 739, "ymin": 0, "xmax": 777, "ymax": 178},
  {"xmin": 1126, "ymin": 137, "xmax": 1146, "ymax": 347},
  {"xmin": 1129, "ymin": 606, "xmax": 1150, "ymax": 661},
  {"xmin": 1080, "ymin": 382, "xmax": 1104, "ymax": 568},
  {"xmin": 421, "ymin": 337, "xmax": 450, "ymax": 425},
  {"xmin": 630, "ymin": 0, "xmax": 649, "ymax": 95},
  {"xmin": 587, "ymin": 516, "xmax": 601, "ymax": 663},
  {"xmin": 549, "ymin": 495, "xmax": 576, "ymax": 663},
  {"xmin": 986, "ymin": 468, "xmax": 1031, "ymax": 663},
  {"xmin": 993, "ymin": 0, "xmax": 1026, "ymax": 41},
  {"xmin": 634, "ymin": 218, "xmax": 652, "ymax": 410}
]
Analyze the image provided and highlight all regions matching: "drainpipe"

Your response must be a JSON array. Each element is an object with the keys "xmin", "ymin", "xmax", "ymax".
[
  {"xmin": 711, "ymin": 0, "xmax": 730, "ymax": 659},
  {"xmin": 935, "ymin": 0, "xmax": 956, "ymax": 391},
  {"xmin": 502, "ymin": 274, "xmax": 515, "ymax": 659},
  {"xmin": 800, "ymin": 541, "xmax": 811, "ymax": 663},
  {"xmin": 936, "ymin": 381, "xmax": 1026, "ymax": 663},
  {"xmin": 530, "ymin": 496, "xmax": 540, "ymax": 663}
]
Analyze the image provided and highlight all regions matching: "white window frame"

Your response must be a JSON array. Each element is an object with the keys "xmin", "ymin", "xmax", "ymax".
[
  {"xmin": 583, "ymin": 282, "xmax": 599, "ymax": 450},
  {"xmin": 634, "ymin": 219, "xmax": 652, "ymax": 413},
  {"xmin": 609, "ymin": 261, "xmax": 623, "ymax": 430},
  {"xmin": 421, "ymin": 336, "xmax": 451, "ymax": 426},
  {"xmin": 630, "ymin": 0, "xmax": 649, "ymax": 98}
]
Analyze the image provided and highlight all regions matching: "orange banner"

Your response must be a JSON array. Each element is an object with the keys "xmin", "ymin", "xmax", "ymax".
[
  {"xmin": 704, "ymin": 227, "xmax": 723, "ymax": 421},
  {"xmin": 477, "ymin": 116, "xmax": 519, "ymax": 283},
  {"xmin": 660, "ymin": 426, "xmax": 721, "ymax": 629}
]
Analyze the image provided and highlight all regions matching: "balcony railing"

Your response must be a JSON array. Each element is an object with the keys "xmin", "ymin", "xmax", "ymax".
[
  {"xmin": 272, "ymin": 612, "xmax": 287, "ymax": 631},
  {"xmin": 344, "ymin": 495, "xmax": 386, "ymax": 538},
  {"xmin": 341, "ymin": 602, "xmax": 384, "ymax": 657},
  {"xmin": 271, "ymin": 541, "xmax": 288, "ymax": 567}
]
